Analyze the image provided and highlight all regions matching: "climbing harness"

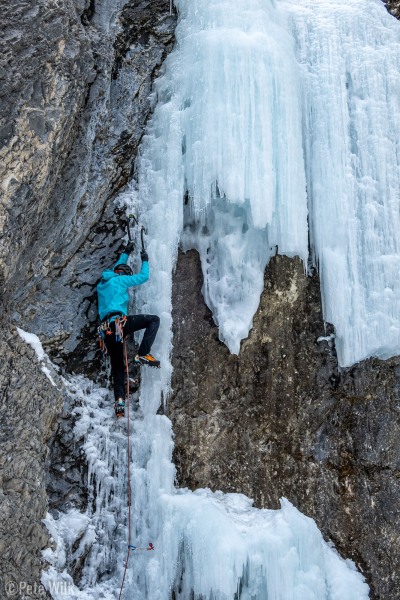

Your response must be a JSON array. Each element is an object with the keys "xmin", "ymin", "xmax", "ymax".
[
  {"xmin": 97, "ymin": 213, "xmax": 154, "ymax": 598},
  {"xmin": 98, "ymin": 315, "xmax": 127, "ymax": 355},
  {"xmin": 115, "ymin": 316, "xmax": 127, "ymax": 342}
]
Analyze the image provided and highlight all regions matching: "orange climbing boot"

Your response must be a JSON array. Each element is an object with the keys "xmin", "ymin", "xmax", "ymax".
[{"xmin": 134, "ymin": 354, "xmax": 160, "ymax": 368}]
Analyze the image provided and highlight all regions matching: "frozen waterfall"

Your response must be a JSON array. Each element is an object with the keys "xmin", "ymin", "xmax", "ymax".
[
  {"xmin": 138, "ymin": 0, "xmax": 400, "ymax": 367},
  {"xmin": 42, "ymin": 375, "xmax": 369, "ymax": 599},
  {"xmin": 286, "ymin": 0, "xmax": 400, "ymax": 366},
  {"xmin": 41, "ymin": 0, "xmax": 400, "ymax": 597}
]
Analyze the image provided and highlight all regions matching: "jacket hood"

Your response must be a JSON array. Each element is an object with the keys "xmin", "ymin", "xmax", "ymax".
[{"xmin": 100, "ymin": 270, "xmax": 118, "ymax": 282}]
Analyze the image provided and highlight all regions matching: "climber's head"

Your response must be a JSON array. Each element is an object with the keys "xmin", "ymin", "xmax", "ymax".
[{"xmin": 114, "ymin": 264, "xmax": 133, "ymax": 276}]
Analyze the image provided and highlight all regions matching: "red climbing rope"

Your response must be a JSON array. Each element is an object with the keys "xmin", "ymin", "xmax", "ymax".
[
  {"xmin": 117, "ymin": 341, "xmax": 155, "ymax": 598},
  {"xmin": 118, "ymin": 340, "xmax": 132, "ymax": 600}
]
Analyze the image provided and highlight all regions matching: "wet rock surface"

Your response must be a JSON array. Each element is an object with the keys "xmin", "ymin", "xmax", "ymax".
[{"xmin": 170, "ymin": 249, "xmax": 400, "ymax": 600}]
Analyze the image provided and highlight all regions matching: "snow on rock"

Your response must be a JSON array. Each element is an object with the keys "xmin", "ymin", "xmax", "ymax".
[
  {"xmin": 17, "ymin": 327, "xmax": 57, "ymax": 386},
  {"xmin": 17, "ymin": 328, "xmax": 46, "ymax": 360}
]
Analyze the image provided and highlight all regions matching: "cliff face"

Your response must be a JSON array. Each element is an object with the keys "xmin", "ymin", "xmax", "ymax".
[
  {"xmin": 170, "ymin": 250, "xmax": 400, "ymax": 600},
  {"xmin": 1, "ymin": 0, "xmax": 176, "ymax": 367},
  {"xmin": 0, "ymin": 0, "xmax": 400, "ymax": 599},
  {"xmin": 385, "ymin": 1, "xmax": 400, "ymax": 18},
  {"xmin": 0, "ymin": 0, "xmax": 175, "ymax": 597},
  {"xmin": 0, "ymin": 335, "xmax": 62, "ymax": 598}
]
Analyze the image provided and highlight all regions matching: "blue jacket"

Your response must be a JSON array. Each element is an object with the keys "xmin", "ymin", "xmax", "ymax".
[{"xmin": 97, "ymin": 253, "xmax": 150, "ymax": 321}]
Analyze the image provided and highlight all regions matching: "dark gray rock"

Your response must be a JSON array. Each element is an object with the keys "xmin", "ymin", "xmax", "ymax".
[
  {"xmin": 1, "ymin": 0, "xmax": 176, "ymax": 369},
  {"xmin": 170, "ymin": 249, "xmax": 400, "ymax": 600},
  {"xmin": 0, "ymin": 0, "xmax": 176, "ymax": 596},
  {"xmin": 385, "ymin": 0, "xmax": 400, "ymax": 18},
  {"xmin": 0, "ymin": 334, "xmax": 62, "ymax": 599}
]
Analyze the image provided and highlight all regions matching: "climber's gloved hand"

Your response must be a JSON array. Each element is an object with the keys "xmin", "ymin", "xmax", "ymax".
[
  {"xmin": 141, "ymin": 249, "xmax": 149, "ymax": 262},
  {"xmin": 124, "ymin": 241, "xmax": 134, "ymax": 255}
]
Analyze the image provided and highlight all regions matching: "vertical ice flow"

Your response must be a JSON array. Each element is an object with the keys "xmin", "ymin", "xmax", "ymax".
[
  {"xmin": 42, "ymin": 376, "xmax": 369, "ymax": 599},
  {"xmin": 284, "ymin": 0, "xmax": 400, "ymax": 365},
  {"xmin": 137, "ymin": 0, "xmax": 308, "ymax": 355},
  {"xmin": 139, "ymin": 0, "xmax": 400, "ymax": 366}
]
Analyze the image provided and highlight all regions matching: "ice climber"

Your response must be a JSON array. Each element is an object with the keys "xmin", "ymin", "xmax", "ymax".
[{"xmin": 97, "ymin": 241, "xmax": 160, "ymax": 416}]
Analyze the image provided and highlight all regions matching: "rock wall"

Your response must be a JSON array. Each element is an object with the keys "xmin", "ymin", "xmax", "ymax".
[
  {"xmin": 0, "ymin": 0, "xmax": 399, "ymax": 598},
  {"xmin": 0, "ymin": 335, "xmax": 62, "ymax": 598},
  {"xmin": 1, "ymin": 0, "xmax": 176, "ymax": 367},
  {"xmin": 0, "ymin": 0, "xmax": 176, "ymax": 597},
  {"xmin": 385, "ymin": 0, "xmax": 400, "ymax": 18},
  {"xmin": 170, "ymin": 250, "xmax": 400, "ymax": 600}
]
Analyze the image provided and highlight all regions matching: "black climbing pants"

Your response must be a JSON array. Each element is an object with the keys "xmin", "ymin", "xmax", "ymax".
[{"xmin": 104, "ymin": 314, "xmax": 160, "ymax": 401}]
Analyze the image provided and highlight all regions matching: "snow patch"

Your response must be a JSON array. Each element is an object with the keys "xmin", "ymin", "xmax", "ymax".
[{"xmin": 17, "ymin": 327, "xmax": 57, "ymax": 387}]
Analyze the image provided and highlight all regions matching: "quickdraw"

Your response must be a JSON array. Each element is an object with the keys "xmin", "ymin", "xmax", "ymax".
[
  {"xmin": 98, "ymin": 316, "xmax": 128, "ymax": 354},
  {"xmin": 128, "ymin": 543, "xmax": 155, "ymax": 551},
  {"xmin": 115, "ymin": 315, "xmax": 127, "ymax": 342}
]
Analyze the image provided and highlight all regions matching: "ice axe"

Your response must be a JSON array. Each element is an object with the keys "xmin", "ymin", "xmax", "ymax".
[
  {"xmin": 126, "ymin": 213, "xmax": 147, "ymax": 252},
  {"xmin": 126, "ymin": 213, "xmax": 138, "ymax": 242},
  {"xmin": 140, "ymin": 225, "xmax": 147, "ymax": 252}
]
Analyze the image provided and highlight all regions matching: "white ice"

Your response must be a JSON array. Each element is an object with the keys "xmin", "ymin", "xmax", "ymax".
[
  {"xmin": 41, "ymin": 0, "xmax": 400, "ymax": 596},
  {"xmin": 284, "ymin": 0, "xmax": 400, "ymax": 365},
  {"xmin": 137, "ymin": 0, "xmax": 400, "ymax": 366},
  {"xmin": 136, "ymin": 0, "xmax": 308, "ymax": 355},
  {"xmin": 42, "ymin": 375, "xmax": 369, "ymax": 599}
]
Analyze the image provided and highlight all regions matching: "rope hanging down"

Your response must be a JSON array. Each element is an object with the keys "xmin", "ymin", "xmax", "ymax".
[
  {"xmin": 117, "ymin": 340, "xmax": 155, "ymax": 599},
  {"xmin": 117, "ymin": 215, "xmax": 154, "ymax": 599},
  {"xmin": 118, "ymin": 340, "xmax": 132, "ymax": 600}
]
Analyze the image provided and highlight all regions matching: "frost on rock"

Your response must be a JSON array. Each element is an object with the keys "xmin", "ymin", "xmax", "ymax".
[{"xmin": 136, "ymin": 0, "xmax": 400, "ymax": 366}]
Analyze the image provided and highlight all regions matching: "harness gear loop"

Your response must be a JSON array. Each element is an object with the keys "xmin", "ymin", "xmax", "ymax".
[
  {"xmin": 98, "ymin": 315, "xmax": 127, "ymax": 356},
  {"xmin": 115, "ymin": 315, "xmax": 127, "ymax": 342}
]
